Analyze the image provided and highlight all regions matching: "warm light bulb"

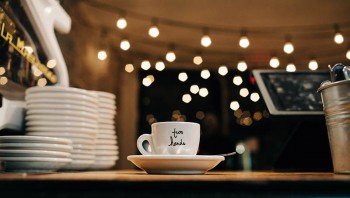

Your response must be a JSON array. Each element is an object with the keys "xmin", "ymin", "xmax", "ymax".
[
  {"xmin": 250, "ymin": 92, "xmax": 260, "ymax": 102},
  {"xmin": 97, "ymin": 50, "xmax": 107, "ymax": 61},
  {"xmin": 218, "ymin": 65, "xmax": 228, "ymax": 76},
  {"xmin": 239, "ymin": 36, "xmax": 250, "ymax": 48},
  {"xmin": 141, "ymin": 60, "xmax": 151, "ymax": 70},
  {"xmin": 37, "ymin": 78, "xmax": 47, "ymax": 87},
  {"xmin": 283, "ymin": 42, "xmax": 294, "ymax": 54},
  {"xmin": 125, "ymin": 64, "xmax": 134, "ymax": 73},
  {"xmin": 237, "ymin": 61, "xmax": 248, "ymax": 72},
  {"xmin": 230, "ymin": 101, "xmax": 240, "ymax": 111},
  {"xmin": 334, "ymin": 32, "xmax": 344, "ymax": 44},
  {"xmin": 233, "ymin": 76, "xmax": 243, "ymax": 86},
  {"xmin": 269, "ymin": 57, "xmax": 280, "ymax": 68},
  {"xmin": 199, "ymin": 88, "xmax": 209, "ymax": 97},
  {"xmin": 155, "ymin": 61, "xmax": 165, "ymax": 71},
  {"xmin": 142, "ymin": 77, "xmax": 152, "ymax": 87},
  {"xmin": 201, "ymin": 35, "xmax": 212, "ymax": 47},
  {"xmin": 182, "ymin": 94, "xmax": 192, "ymax": 103},
  {"xmin": 286, "ymin": 63, "xmax": 296, "ymax": 72},
  {"xmin": 178, "ymin": 72, "xmax": 188, "ymax": 82},
  {"xmin": 193, "ymin": 55, "xmax": 203, "ymax": 65},
  {"xmin": 166, "ymin": 51, "xmax": 176, "ymax": 62},
  {"xmin": 116, "ymin": 17, "xmax": 127, "ymax": 29},
  {"xmin": 0, "ymin": 67, "xmax": 5, "ymax": 75},
  {"xmin": 200, "ymin": 69, "xmax": 210, "ymax": 79},
  {"xmin": 47, "ymin": 59, "xmax": 57, "ymax": 69},
  {"xmin": 308, "ymin": 60, "xmax": 318, "ymax": 71},
  {"xmin": 190, "ymin": 85, "xmax": 199, "ymax": 94},
  {"xmin": 346, "ymin": 49, "xmax": 350, "ymax": 60},
  {"xmin": 239, "ymin": 88, "xmax": 249, "ymax": 97},
  {"xmin": 120, "ymin": 39, "xmax": 130, "ymax": 51},
  {"xmin": 149, "ymin": 25, "xmax": 160, "ymax": 38},
  {"xmin": 0, "ymin": 76, "xmax": 8, "ymax": 85}
]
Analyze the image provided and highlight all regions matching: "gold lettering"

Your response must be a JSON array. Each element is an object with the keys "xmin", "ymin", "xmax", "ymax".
[{"xmin": 1, "ymin": 22, "xmax": 6, "ymax": 39}]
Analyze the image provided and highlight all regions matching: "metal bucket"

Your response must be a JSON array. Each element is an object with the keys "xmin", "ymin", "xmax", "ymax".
[{"xmin": 318, "ymin": 80, "xmax": 350, "ymax": 174}]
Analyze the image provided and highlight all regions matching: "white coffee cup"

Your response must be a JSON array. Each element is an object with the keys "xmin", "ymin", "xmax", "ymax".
[{"xmin": 137, "ymin": 122, "xmax": 200, "ymax": 155}]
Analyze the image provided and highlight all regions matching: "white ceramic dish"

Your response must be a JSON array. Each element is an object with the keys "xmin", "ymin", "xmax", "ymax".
[
  {"xmin": 98, "ymin": 124, "xmax": 115, "ymax": 130},
  {"xmin": 97, "ymin": 133, "xmax": 117, "ymax": 140},
  {"xmin": 93, "ymin": 91, "xmax": 116, "ymax": 100},
  {"xmin": 99, "ymin": 108, "xmax": 116, "ymax": 115},
  {"xmin": 95, "ymin": 145, "xmax": 118, "ymax": 151},
  {"xmin": 0, "ymin": 157, "xmax": 72, "ymax": 173},
  {"xmin": 127, "ymin": 155, "xmax": 225, "ymax": 175},
  {"xmin": 26, "ymin": 131, "xmax": 96, "ymax": 140},
  {"xmin": 26, "ymin": 98, "xmax": 98, "ymax": 108},
  {"xmin": 73, "ymin": 143, "xmax": 95, "ymax": 150},
  {"xmin": 98, "ymin": 97, "xmax": 116, "ymax": 105},
  {"xmin": 95, "ymin": 150, "xmax": 119, "ymax": 156},
  {"xmin": 26, "ymin": 103, "xmax": 98, "ymax": 114},
  {"xmin": 98, "ymin": 129, "xmax": 116, "ymax": 135},
  {"xmin": 26, "ymin": 109, "xmax": 98, "ymax": 119},
  {"xmin": 89, "ymin": 160, "xmax": 116, "ymax": 170},
  {"xmin": 72, "ymin": 149, "xmax": 95, "ymax": 155},
  {"xmin": 26, "ymin": 114, "xmax": 97, "ymax": 123},
  {"xmin": 26, "ymin": 86, "xmax": 96, "ymax": 97},
  {"xmin": 26, "ymin": 120, "xmax": 98, "ymax": 129},
  {"xmin": 95, "ymin": 155, "xmax": 119, "ymax": 161},
  {"xmin": 26, "ymin": 126, "xmax": 97, "ymax": 135},
  {"xmin": 0, "ymin": 136, "xmax": 72, "ymax": 145},
  {"xmin": 71, "ymin": 154, "xmax": 95, "ymax": 160},
  {"xmin": 26, "ymin": 93, "xmax": 97, "ymax": 104},
  {"xmin": 60, "ymin": 159, "xmax": 94, "ymax": 170},
  {"xmin": 99, "ymin": 113, "xmax": 115, "ymax": 120},
  {"xmin": 98, "ymin": 102, "xmax": 117, "ymax": 110},
  {"xmin": 98, "ymin": 118, "xmax": 115, "ymax": 125},
  {"xmin": 0, "ymin": 149, "xmax": 71, "ymax": 158},
  {"xmin": 96, "ymin": 139, "xmax": 117, "ymax": 145},
  {"xmin": 0, "ymin": 143, "xmax": 72, "ymax": 152}
]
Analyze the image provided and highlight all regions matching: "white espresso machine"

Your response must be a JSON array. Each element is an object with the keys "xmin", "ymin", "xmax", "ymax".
[{"xmin": 0, "ymin": 0, "xmax": 71, "ymax": 132}]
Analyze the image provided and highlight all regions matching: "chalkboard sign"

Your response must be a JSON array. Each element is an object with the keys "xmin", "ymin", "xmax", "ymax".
[{"xmin": 253, "ymin": 70, "xmax": 329, "ymax": 115}]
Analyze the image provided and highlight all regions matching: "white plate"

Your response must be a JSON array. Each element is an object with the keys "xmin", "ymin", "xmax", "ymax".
[
  {"xmin": 26, "ymin": 114, "xmax": 97, "ymax": 123},
  {"xmin": 96, "ymin": 139, "xmax": 117, "ymax": 145},
  {"xmin": 0, "ymin": 157, "xmax": 71, "ymax": 173},
  {"xmin": 72, "ymin": 149, "xmax": 95, "ymax": 155},
  {"xmin": 98, "ymin": 129, "xmax": 116, "ymax": 135},
  {"xmin": 98, "ymin": 124, "xmax": 115, "ymax": 130},
  {"xmin": 26, "ymin": 132, "xmax": 96, "ymax": 140},
  {"xmin": 26, "ymin": 86, "xmax": 96, "ymax": 97},
  {"xmin": 99, "ymin": 113, "xmax": 115, "ymax": 120},
  {"xmin": 26, "ymin": 120, "xmax": 98, "ymax": 129},
  {"xmin": 98, "ymin": 118, "xmax": 115, "ymax": 125},
  {"xmin": 26, "ymin": 93, "xmax": 97, "ymax": 104},
  {"xmin": 127, "ymin": 155, "xmax": 225, "ymax": 175},
  {"xmin": 95, "ymin": 150, "xmax": 119, "ymax": 156},
  {"xmin": 0, "ymin": 136, "xmax": 72, "ymax": 145},
  {"xmin": 0, "ymin": 149, "xmax": 71, "ymax": 158},
  {"xmin": 26, "ymin": 126, "xmax": 97, "ymax": 135},
  {"xmin": 26, "ymin": 98, "xmax": 98, "ymax": 109},
  {"xmin": 95, "ymin": 145, "xmax": 118, "ymax": 150},
  {"xmin": 95, "ymin": 155, "xmax": 119, "ymax": 161},
  {"xmin": 99, "ymin": 103, "xmax": 117, "ymax": 110},
  {"xmin": 26, "ymin": 103, "xmax": 98, "ymax": 114},
  {"xmin": 99, "ymin": 108, "xmax": 116, "ymax": 115},
  {"xmin": 97, "ymin": 133, "xmax": 117, "ymax": 140},
  {"xmin": 60, "ymin": 159, "xmax": 94, "ymax": 170},
  {"xmin": 93, "ymin": 91, "xmax": 116, "ymax": 100},
  {"xmin": 98, "ymin": 97, "xmax": 116, "ymax": 105},
  {"xmin": 26, "ymin": 109, "xmax": 98, "ymax": 119},
  {"xmin": 0, "ymin": 143, "xmax": 72, "ymax": 152},
  {"xmin": 26, "ymin": 135, "xmax": 95, "ymax": 145},
  {"xmin": 73, "ymin": 143, "xmax": 95, "ymax": 150},
  {"xmin": 89, "ymin": 160, "xmax": 116, "ymax": 170},
  {"xmin": 71, "ymin": 154, "xmax": 95, "ymax": 160}
]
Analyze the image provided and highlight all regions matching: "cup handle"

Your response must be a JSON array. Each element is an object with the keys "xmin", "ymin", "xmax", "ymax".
[{"xmin": 137, "ymin": 134, "xmax": 153, "ymax": 155}]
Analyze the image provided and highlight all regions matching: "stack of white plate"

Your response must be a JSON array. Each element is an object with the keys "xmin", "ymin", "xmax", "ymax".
[
  {"xmin": 25, "ymin": 86, "xmax": 99, "ymax": 170},
  {"xmin": 90, "ymin": 91, "xmax": 119, "ymax": 170},
  {"xmin": 0, "ymin": 136, "xmax": 72, "ymax": 172}
]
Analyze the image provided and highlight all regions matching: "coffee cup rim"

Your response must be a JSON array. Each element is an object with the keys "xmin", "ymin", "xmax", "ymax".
[{"xmin": 152, "ymin": 121, "xmax": 200, "ymax": 127}]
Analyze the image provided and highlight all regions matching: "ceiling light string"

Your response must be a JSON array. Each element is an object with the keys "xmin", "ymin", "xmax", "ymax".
[{"xmin": 97, "ymin": 30, "xmax": 108, "ymax": 61}]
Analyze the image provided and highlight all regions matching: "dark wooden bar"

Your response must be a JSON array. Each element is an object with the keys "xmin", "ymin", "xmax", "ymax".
[{"xmin": 0, "ymin": 170, "xmax": 349, "ymax": 197}]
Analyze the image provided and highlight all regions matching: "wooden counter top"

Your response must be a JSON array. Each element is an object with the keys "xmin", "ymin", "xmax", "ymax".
[{"xmin": 0, "ymin": 170, "xmax": 349, "ymax": 197}]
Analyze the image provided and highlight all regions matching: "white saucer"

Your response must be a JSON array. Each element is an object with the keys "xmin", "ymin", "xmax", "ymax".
[
  {"xmin": 26, "ymin": 126, "xmax": 97, "ymax": 135},
  {"xmin": 127, "ymin": 155, "xmax": 224, "ymax": 175},
  {"xmin": 26, "ymin": 109, "xmax": 98, "ymax": 119},
  {"xmin": 26, "ymin": 93, "xmax": 97, "ymax": 104},
  {"xmin": 26, "ymin": 103, "xmax": 98, "ymax": 114},
  {"xmin": 26, "ymin": 98, "xmax": 98, "ymax": 109},
  {"xmin": 0, "ymin": 143, "xmax": 73, "ymax": 152},
  {"xmin": 0, "ymin": 149, "xmax": 71, "ymax": 158},
  {"xmin": 0, "ymin": 136, "xmax": 72, "ymax": 145},
  {"xmin": 26, "ymin": 120, "xmax": 98, "ymax": 129},
  {"xmin": 93, "ymin": 91, "xmax": 116, "ymax": 100},
  {"xmin": 26, "ymin": 114, "xmax": 97, "ymax": 123},
  {"xmin": 26, "ymin": 131, "xmax": 96, "ymax": 140}
]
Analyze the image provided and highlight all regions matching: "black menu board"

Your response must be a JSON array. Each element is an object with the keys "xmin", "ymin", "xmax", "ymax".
[{"xmin": 253, "ymin": 70, "xmax": 329, "ymax": 115}]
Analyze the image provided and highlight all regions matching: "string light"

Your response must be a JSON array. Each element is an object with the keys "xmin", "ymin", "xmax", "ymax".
[
  {"xmin": 201, "ymin": 29, "xmax": 212, "ymax": 47},
  {"xmin": 286, "ymin": 62, "xmax": 296, "ymax": 72},
  {"xmin": 269, "ymin": 56, "xmax": 280, "ymax": 68},
  {"xmin": 125, "ymin": 63, "xmax": 134, "ymax": 73},
  {"xmin": 0, "ymin": 76, "xmax": 8, "ymax": 85},
  {"xmin": 166, "ymin": 50, "xmax": 176, "ymax": 62},
  {"xmin": 149, "ymin": 19, "xmax": 160, "ymax": 38},
  {"xmin": 237, "ymin": 61, "xmax": 248, "ymax": 72},
  {"xmin": 97, "ymin": 50, "xmax": 107, "ymax": 61},
  {"xmin": 0, "ymin": 67, "xmax": 5, "ymax": 75},
  {"xmin": 155, "ymin": 61, "xmax": 165, "ymax": 71},
  {"xmin": 199, "ymin": 88, "xmax": 209, "ymax": 97},
  {"xmin": 193, "ymin": 55, "xmax": 203, "ymax": 65},
  {"xmin": 308, "ymin": 59, "xmax": 318, "ymax": 70},
  {"xmin": 190, "ymin": 85, "xmax": 199, "ymax": 94},
  {"xmin": 233, "ymin": 76, "xmax": 243, "ymax": 86},
  {"xmin": 200, "ymin": 69, "xmax": 210, "ymax": 79},
  {"xmin": 142, "ymin": 75, "xmax": 154, "ymax": 87},
  {"xmin": 239, "ymin": 30, "xmax": 249, "ymax": 48},
  {"xmin": 334, "ymin": 25, "xmax": 344, "ymax": 44},
  {"xmin": 120, "ymin": 39, "xmax": 130, "ymax": 51},
  {"xmin": 47, "ymin": 59, "xmax": 57, "ymax": 69},
  {"xmin": 230, "ymin": 101, "xmax": 240, "ymax": 111},
  {"xmin": 182, "ymin": 94, "xmax": 192, "ymax": 103},
  {"xmin": 141, "ymin": 60, "xmax": 151, "ymax": 70},
  {"xmin": 37, "ymin": 78, "xmax": 47, "ymax": 87},
  {"xmin": 116, "ymin": 16, "xmax": 127, "ymax": 29},
  {"xmin": 346, "ymin": 49, "xmax": 350, "ymax": 60},
  {"xmin": 250, "ymin": 92, "xmax": 260, "ymax": 102},
  {"xmin": 239, "ymin": 88, "xmax": 249, "ymax": 97},
  {"xmin": 218, "ymin": 65, "xmax": 228, "ymax": 76},
  {"xmin": 178, "ymin": 72, "xmax": 188, "ymax": 82}
]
